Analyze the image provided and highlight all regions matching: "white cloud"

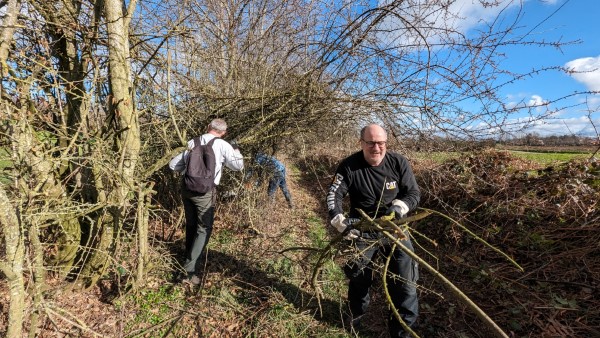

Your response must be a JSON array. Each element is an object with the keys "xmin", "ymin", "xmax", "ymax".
[
  {"xmin": 444, "ymin": 0, "xmax": 562, "ymax": 34},
  {"xmin": 506, "ymin": 94, "xmax": 549, "ymax": 111},
  {"xmin": 525, "ymin": 115, "xmax": 600, "ymax": 136},
  {"xmin": 446, "ymin": 0, "xmax": 518, "ymax": 34},
  {"xmin": 586, "ymin": 96, "xmax": 600, "ymax": 110},
  {"xmin": 528, "ymin": 94, "xmax": 544, "ymax": 106},
  {"xmin": 564, "ymin": 56, "xmax": 600, "ymax": 91},
  {"xmin": 377, "ymin": 0, "xmax": 561, "ymax": 49}
]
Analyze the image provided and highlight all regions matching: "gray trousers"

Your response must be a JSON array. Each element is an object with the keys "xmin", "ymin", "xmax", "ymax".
[{"xmin": 182, "ymin": 189, "xmax": 215, "ymax": 274}]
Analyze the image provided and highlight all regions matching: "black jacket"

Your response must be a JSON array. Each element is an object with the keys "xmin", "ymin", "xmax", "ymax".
[{"xmin": 327, "ymin": 151, "xmax": 420, "ymax": 220}]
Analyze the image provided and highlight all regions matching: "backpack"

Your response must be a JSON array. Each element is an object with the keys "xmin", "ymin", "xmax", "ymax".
[{"xmin": 183, "ymin": 137, "xmax": 218, "ymax": 193}]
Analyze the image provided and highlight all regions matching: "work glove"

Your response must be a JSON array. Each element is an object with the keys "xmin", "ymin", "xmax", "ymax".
[
  {"xmin": 330, "ymin": 214, "xmax": 360, "ymax": 240},
  {"xmin": 385, "ymin": 199, "xmax": 409, "ymax": 220},
  {"xmin": 343, "ymin": 228, "xmax": 360, "ymax": 240}
]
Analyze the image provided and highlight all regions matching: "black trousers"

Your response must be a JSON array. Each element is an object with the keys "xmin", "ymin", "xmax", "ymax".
[{"xmin": 344, "ymin": 233, "xmax": 419, "ymax": 336}]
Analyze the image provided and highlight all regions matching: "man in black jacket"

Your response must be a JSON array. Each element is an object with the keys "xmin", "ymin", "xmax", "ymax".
[{"xmin": 326, "ymin": 123, "xmax": 421, "ymax": 337}]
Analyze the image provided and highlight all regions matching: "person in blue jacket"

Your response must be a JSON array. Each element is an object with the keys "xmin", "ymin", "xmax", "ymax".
[{"xmin": 255, "ymin": 152, "xmax": 293, "ymax": 209}]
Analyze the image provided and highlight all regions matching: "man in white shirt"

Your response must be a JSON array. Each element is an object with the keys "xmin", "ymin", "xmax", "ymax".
[{"xmin": 169, "ymin": 118, "xmax": 244, "ymax": 285}]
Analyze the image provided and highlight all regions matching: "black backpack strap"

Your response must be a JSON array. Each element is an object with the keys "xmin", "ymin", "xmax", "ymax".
[
  {"xmin": 192, "ymin": 136, "xmax": 202, "ymax": 148},
  {"xmin": 207, "ymin": 137, "xmax": 218, "ymax": 146}
]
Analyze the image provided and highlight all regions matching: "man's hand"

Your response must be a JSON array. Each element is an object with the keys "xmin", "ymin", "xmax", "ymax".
[
  {"xmin": 330, "ymin": 214, "xmax": 359, "ymax": 240},
  {"xmin": 386, "ymin": 199, "xmax": 409, "ymax": 220},
  {"xmin": 331, "ymin": 214, "xmax": 348, "ymax": 232},
  {"xmin": 230, "ymin": 140, "xmax": 240, "ymax": 151},
  {"xmin": 343, "ymin": 228, "xmax": 360, "ymax": 240}
]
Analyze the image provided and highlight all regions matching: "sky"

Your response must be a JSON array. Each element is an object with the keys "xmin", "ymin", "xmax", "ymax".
[{"xmin": 460, "ymin": 0, "xmax": 600, "ymax": 137}]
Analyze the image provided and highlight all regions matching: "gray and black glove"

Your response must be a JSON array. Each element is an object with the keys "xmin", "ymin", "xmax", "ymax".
[
  {"xmin": 385, "ymin": 199, "xmax": 409, "ymax": 220},
  {"xmin": 330, "ymin": 214, "xmax": 360, "ymax": 240}
]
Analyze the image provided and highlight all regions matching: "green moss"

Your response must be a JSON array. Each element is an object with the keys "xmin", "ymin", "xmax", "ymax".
[{"xmin": 0, "ymin": 147, "xmax": 12, "ymax": 184}]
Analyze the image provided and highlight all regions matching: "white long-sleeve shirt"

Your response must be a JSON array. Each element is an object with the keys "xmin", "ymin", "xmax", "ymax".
[{"xmin": 168, "ymin": 134, "xmax": 244, "ymax": 185}]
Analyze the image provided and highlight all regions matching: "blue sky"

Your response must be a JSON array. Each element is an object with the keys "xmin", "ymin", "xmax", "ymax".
[{"xmin": 472, "ymin": 0, "xmax": 600, "ymax": 137}]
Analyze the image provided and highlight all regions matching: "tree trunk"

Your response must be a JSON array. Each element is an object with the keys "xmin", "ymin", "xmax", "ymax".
[
  {"xmin": 0, "ymin": 185, "xmax": 26, "ymax": 338},
  {"xmin": 80, "ymin": 0, "xmax": 141, "ymax": 286},
  {"xmin": 0, "ymin": 0, "xmax": 20, "ymax": 76},
  {"xmin": 135, "ymin": 183, "xmax": 154, "ymax": 284},
  {"xmin": 28, "ymin": 217, "xmax": 46, "ymax": 338}
]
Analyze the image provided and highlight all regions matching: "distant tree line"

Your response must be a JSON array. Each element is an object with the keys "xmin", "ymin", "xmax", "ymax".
[
  {"xmin": 398, "ymin": 133, "xmax": 598, "ymax": 153},
  {"xmin": 501, "ymin": 133, "xmax": 599, "ymax": 147}
]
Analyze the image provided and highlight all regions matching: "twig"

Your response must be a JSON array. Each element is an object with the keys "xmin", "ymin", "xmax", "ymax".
[
  {"xmin": 44, "ymin": 304, "xmax": 105, "ymax": 338},
  {"xmin": 419, "ymin": 207, "xmax": 524, "ymax": 272},
  {"xmin": 279, "ymin": 246, "xmax": 323, "ymax": 254},
  {"xmin": 310, "ymin": 232, "xmax": 344, "ymax": 315},
  {"xmin": 383, "ymin": 242, "xmax": 419, "ymax": 338},
  {"xmin": 305, "ymin": 211, "xmax": 431, "ymax": 316},
  {"xmin": 357, "ymin": 209, "xmax": 510, "ymax": 338},
  {"xmin": 524, "ymin": 278, "xmax": 597, "ymax": 290}
]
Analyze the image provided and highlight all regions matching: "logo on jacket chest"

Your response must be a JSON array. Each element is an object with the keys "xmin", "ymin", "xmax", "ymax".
[{"xmin": 386, "ymin": 181, "xmax": 398, "ymax": 190}]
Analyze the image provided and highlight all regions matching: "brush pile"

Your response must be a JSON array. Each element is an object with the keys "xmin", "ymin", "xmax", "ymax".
[{"xmin": 413, "ymin": 149, "xmax": 599, "ymax": 337}]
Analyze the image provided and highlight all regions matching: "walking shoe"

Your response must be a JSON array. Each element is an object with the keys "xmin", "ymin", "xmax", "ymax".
[
  {"xmin": 181, "ymin": 273, "xmax": 201, "ymax": 286},
  {"xmin": 344, "ymin": 314, "xmax": 364, "ymax": 332}
]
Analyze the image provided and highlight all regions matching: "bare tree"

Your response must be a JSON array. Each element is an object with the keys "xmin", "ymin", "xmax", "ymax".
[
  {"xmin": 1, "ymin": 0, "xmax": 143, "ymax": 332},
  {"xmin": 0, "ymin": 0, "xmax": 591, "ymax": 335}
]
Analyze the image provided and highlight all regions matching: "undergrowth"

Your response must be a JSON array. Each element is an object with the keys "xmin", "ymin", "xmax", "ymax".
[{"xmin": 4, "ymin": 148, "xmax": 598, "ymax": 337}]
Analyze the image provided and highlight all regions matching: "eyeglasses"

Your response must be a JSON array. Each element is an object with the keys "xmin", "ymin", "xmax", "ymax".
[{"xmin": 361, "ymin": 139, "xmax": 387, "ymax": 148}]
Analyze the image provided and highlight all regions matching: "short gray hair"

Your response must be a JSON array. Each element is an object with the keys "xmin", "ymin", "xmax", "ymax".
[
  {"xmin": 360, "ymin": 123, "xmax": 387, "ymax": 139},
  {"xmin": 209, "ymin": 118, "xmax": 227, "ymax": 132}
]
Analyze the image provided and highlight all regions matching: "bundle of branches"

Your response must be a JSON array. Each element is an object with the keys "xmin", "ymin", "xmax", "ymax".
[
  {"xmin": 297, "ymin": 209, "xmax": 521, "ymax": 338},
  {"xmin": 415, "ymin": 149, "xmax": 600, "ymax": 336}
]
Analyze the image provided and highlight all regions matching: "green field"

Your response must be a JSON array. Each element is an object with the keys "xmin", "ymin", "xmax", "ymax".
[
  {"xmin": 507, "ymin": 150, "xmax": 592, "ymax": 165},
  {"xmin": 411, "ymin": 147, "xmax": 596, "ymax": 166},
  {"xmin": 411, "ymin": 151, "xmax": 460, "ymax": 163}
]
